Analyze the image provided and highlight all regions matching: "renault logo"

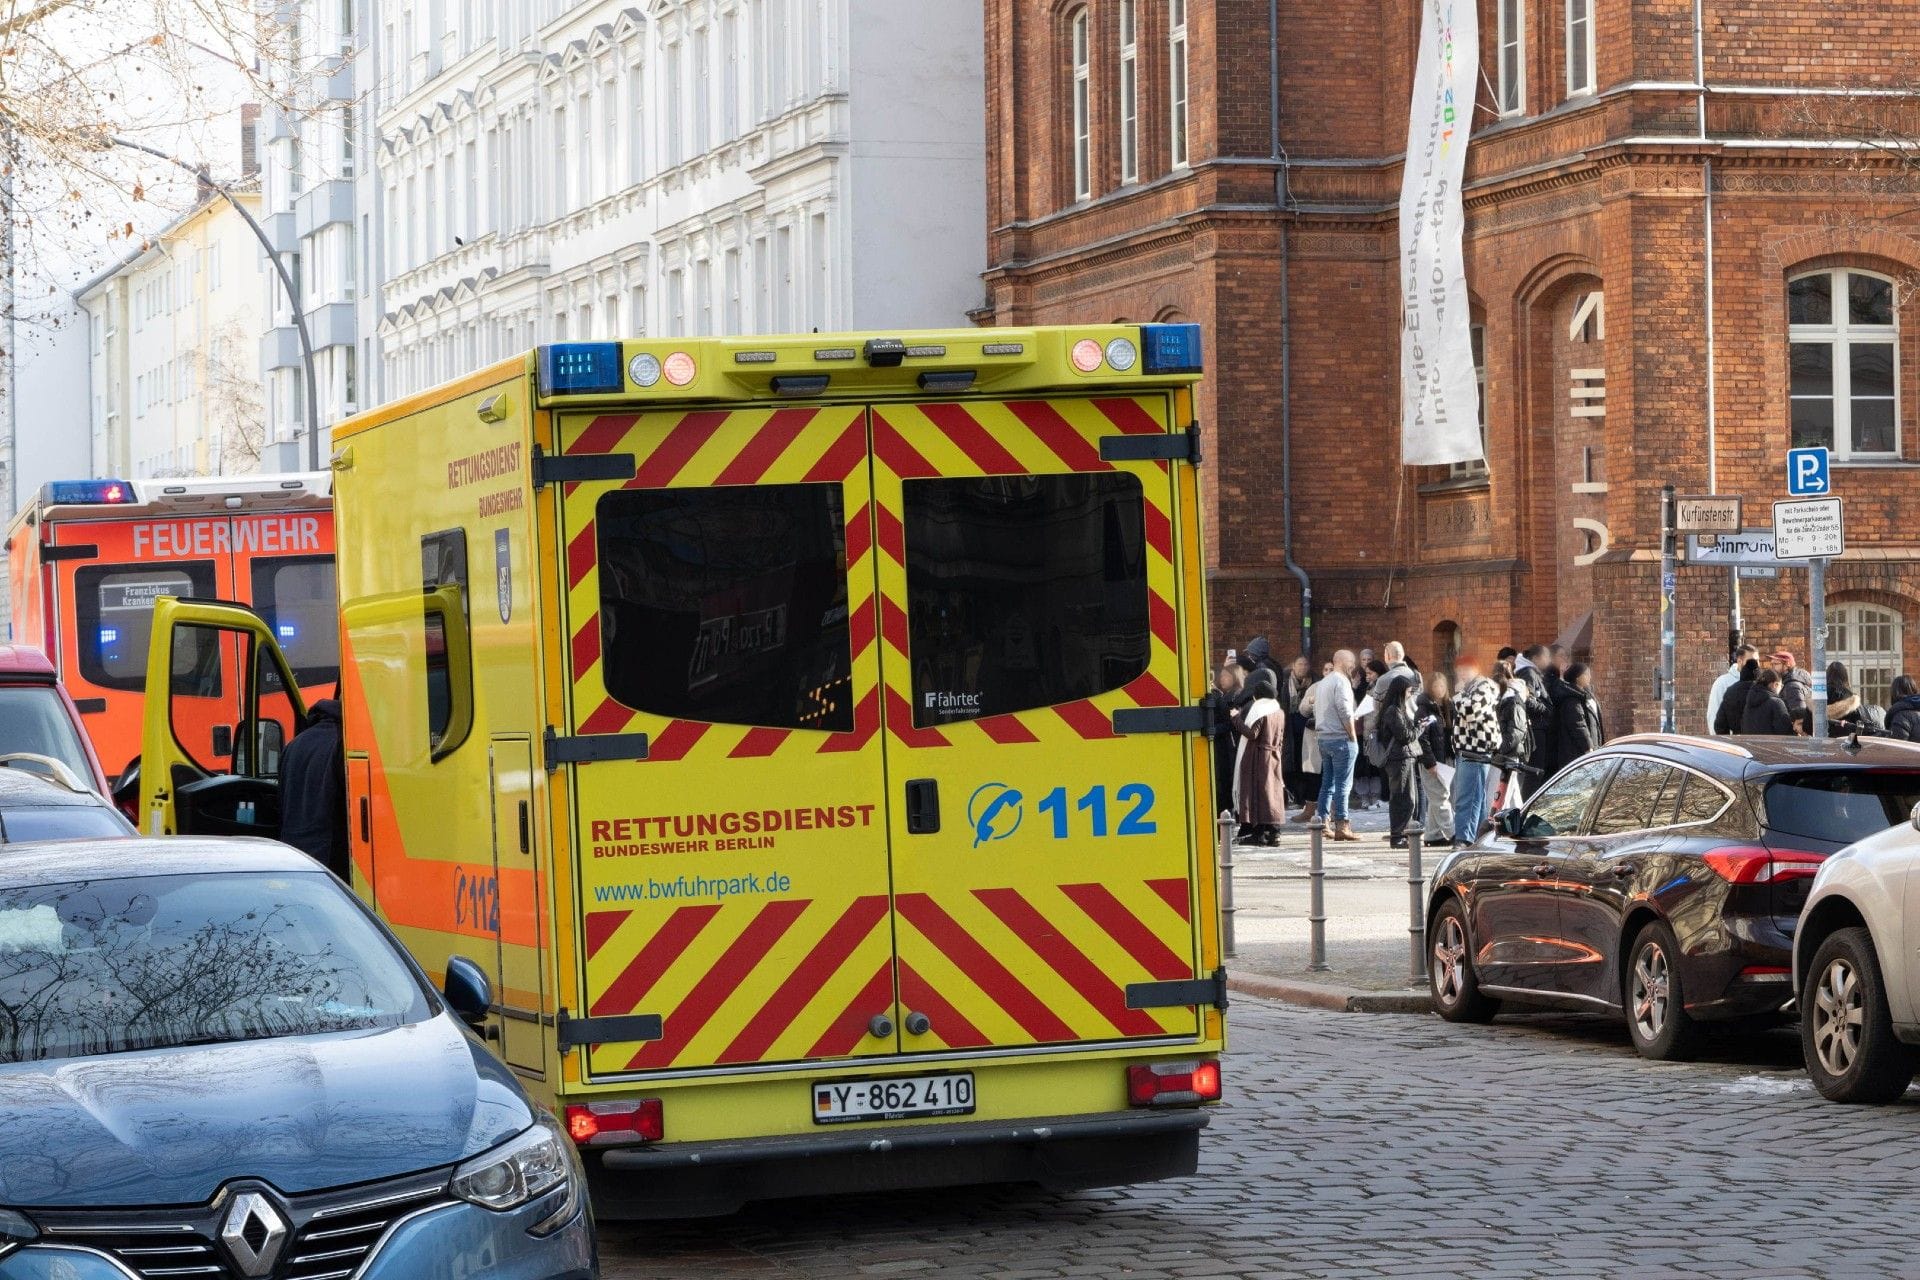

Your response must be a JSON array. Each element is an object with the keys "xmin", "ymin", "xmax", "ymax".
[{"xmin": 218, "ymin": 1190, "xmax": 288, "ymax": 1278}]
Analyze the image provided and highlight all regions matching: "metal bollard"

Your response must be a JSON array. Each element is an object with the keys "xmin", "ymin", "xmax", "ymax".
[
  {"xmin": 1217, "ymin": 811, "xmax": 1238, "ymax": 959},
  {"xmin": 1407, "ymin": 829, "xmax": 1427, "ymax": 985},
  {"xmin": 1307, "ymin": 820, "xmax": 1328, "ymax": 972}
]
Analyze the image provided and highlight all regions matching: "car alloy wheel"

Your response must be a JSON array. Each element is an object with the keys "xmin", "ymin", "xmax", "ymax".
[
  {"xmin": 1431, "ymin": 915, "xmax": 1468, "ymax": 1008},
  {"xmin": 1811, "ymin": 955, "xmax": 1865, "ymax": 1079},
  {"xmin": 1631, "ymin": 939, "xmax": 1671, "ymax": 1043}
]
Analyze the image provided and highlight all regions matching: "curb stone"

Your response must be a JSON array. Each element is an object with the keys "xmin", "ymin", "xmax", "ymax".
[{"xmin": 1226, "ymin": 973, "xmax": 1431, "ymax": 1015}]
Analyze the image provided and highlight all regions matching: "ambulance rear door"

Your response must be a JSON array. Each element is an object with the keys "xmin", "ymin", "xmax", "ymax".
[
  {"xmin": 870, "ymin": 395, "xmax": 1208, "ymax": 1054},
  {"xmin": 553, "ymin": 404, "xmax": 897, "ymax": 1082},
  {"xmin": 231, "ymin": 510, "xmax": 339, "ymax": 702}
]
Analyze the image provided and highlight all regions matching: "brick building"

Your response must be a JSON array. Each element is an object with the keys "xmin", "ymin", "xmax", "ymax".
[{"xmin": 979, "ymin": 0, "xmax": 1920, "ymax": 732}]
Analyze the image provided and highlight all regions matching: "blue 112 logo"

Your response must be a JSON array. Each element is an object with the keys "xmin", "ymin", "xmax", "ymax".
[{"xmin": 967, "ymin": 781, "xmax": 1157, "ymax": 847}]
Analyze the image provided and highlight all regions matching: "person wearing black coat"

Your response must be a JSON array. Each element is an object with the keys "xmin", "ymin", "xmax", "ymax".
[
  {"xmin": 1714, "ymin": 659, "xmax": 1762, "ymax": 736},
  {"xmin": 1886, "ymin": 675, "xmax": 1920, "ymax": 741},
  {"xmin": 1375, "ymin": 675, "xmax": 1424, "ymax": 847},
  {"xmin": 1553, "ymin": 664, "xmax": 1605, "ymax": 767},
  {"xmin": 1515, "ymin": 645, "xmax": 1556, "ymax": 778},
  {"xmin": 1210, "ymin": 661, "xmax": 1246, "ymax": 820},
  {"xmin": 278, "ymin": 698, "xmax": 349, "ymax": 880},
  {"xmin": 1740, "ymin": 670, "xmax": 1798, "ymax": 736}
]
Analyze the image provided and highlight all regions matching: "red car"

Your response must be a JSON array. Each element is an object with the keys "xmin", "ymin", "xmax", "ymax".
[{"xmin": 0, "ymin": 645, "xmax": 111, "ymax": 795}]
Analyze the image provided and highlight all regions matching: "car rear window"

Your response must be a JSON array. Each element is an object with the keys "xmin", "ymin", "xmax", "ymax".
[
  {"xmin": 1763, "ymin": 770, "xmax": 1920, "ymax": 845},
  {"xmin": 0, "ymin": 805, "xmax": 135, "ymax": 843},
  {"xmin": 903, "ymin": 474, "xmax": 1150, "ymax": 726},
  {"xmin": 0, "ymin": 688, "xmax": 95, "ymax": 787}
]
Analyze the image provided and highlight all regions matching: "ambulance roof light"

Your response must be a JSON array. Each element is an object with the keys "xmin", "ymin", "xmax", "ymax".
[
  {"xmin": 44, "ymin": 480, "xmax": 133, "ymax": 505},
  {"xmin": 1139, "ymin": 323, "xmax": 1204, "ymax": 375},
  {"xmin": 538, "ymin": 343, "xmax": 626, "ymax": 396}
]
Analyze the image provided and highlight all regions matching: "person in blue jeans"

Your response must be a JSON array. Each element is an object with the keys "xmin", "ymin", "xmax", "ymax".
[
  {"xmin": 1312, "ymin": 649, "xmax": 1361, "ymax": 840},
  {"xmin": 1449, "ymin": 653, "xmax": 1503, "ymax": 846}
]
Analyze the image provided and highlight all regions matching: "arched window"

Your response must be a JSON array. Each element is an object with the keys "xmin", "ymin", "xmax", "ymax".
[
  {"xmin": 1118, "ymin": 0, "xmax": 1139, "ymax": 184},
  {"xmin": 1070, "ymin": 10, "xmax": 1091, "ymax": 201},
  {"xmin": 1790, "ymin": 269, "xmax": 1899, "ymax": 460},
  {"xmin": 1828, "ymin": 603, "xmax": 1903, "ymax": 710}
]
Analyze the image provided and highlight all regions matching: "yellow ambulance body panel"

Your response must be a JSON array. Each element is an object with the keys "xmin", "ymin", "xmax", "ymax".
[{"xmin": 168, "ymin": 327, "xmax": 1224, "ymax": 1218}]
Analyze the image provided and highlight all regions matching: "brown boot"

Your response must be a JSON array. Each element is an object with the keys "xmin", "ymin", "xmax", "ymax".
[
  {"xmin": 1292, "ymin": 805, "xmax": 1317, "ymax": 825},
  {"xmin": 1332, "ymin": 821, "xmax": 1362, "ymax": 842}
]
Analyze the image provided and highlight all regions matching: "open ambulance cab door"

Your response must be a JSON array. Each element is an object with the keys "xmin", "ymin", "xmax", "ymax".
[{"xmin": 138, "ymin": 598, "xmax": 307, "ymax": 839}]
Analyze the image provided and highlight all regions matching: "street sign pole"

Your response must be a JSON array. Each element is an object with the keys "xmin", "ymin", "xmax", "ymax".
[
  {"xmin": 1728, "ymin": 567, "xmax": 1743, "ymax": 665},
  {"xmin": 1660, "ymin": 485, "xmax": 1677, "ymax": 734},
  {"xmin": 1811, "ymin": 557, "xmax": 1828, "ymax": 738}
]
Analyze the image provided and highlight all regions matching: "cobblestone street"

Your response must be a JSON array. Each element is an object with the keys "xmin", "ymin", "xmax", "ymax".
[{"xmin": 603, "ymin": 997, "xmax": 1920, "ymax": 1279}]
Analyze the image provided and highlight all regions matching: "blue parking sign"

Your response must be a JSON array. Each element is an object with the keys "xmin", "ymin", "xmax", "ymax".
[{"xmin": 1787, "ymin": 447, "xmax": 1831, "ymax": 496}]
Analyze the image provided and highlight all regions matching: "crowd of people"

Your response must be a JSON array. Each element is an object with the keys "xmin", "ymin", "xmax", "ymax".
[
  {"xmin": 1706, "ymin": 644, "xmax": 1920, "ymax": 740},
  {"xmin": 1213, "ymin": 638, "xmax": 1600, "ymax": 851}
]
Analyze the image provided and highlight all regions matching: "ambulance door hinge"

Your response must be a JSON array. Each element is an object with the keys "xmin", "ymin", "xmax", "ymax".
[
  {"xmin": 531, "ymin": 444, "xmax": 637, "ymax": 490},
  {"xmin": 544, "ymin": 725, "xmax": 651, "ymax": 769},
  {"xmin": 1112, "ymin": 692, "xmax": 1215, "ymax": 736},
  {"xmin": 1100, "ymin": 423, "xmax": 1201, "ymax": 466},
  {"xmin": 555, "ymin": 1009, "xmax": 664, "ymax": 1052},
  {"xmin": 1125, "ymin": 967, "xmax": 1229, "ymax": 1013}
]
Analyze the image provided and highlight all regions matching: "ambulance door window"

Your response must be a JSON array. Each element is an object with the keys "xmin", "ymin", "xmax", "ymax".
[
  {"xmin": 167, "ymin": 623, "xmax": 244, "ymax": 774},
  {"xmin": 251, "ymin": 555, "xmax": 341, "ymax": 687},
  {"xmin": 420, "ymin": 530, "xmax": 473, "ymax": 758},
  {"xmin": 901, "ymin": 474, "xmax": 1149, "ymax": 727},
  {"xmin": 74, "ymin": 563, "xmax": 219, "ymax": 691},
  {"xmin": 594, "ymin": 484, "xmax": 853, "ymax": 732}
]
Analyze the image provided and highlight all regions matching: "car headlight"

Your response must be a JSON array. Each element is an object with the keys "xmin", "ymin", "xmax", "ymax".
[{"xmin": 450, "ymin": 1116, "xmax": 572, "ymax": 1214}]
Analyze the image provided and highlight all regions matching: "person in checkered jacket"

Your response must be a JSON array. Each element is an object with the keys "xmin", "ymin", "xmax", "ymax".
[{"xmin": 1449, "ymin": 654, "xmax": 1503, "ymax": 846}]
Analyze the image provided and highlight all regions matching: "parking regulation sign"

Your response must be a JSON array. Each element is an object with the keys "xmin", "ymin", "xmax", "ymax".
[
  {"xmin": 1772, "ymin": 497, "xmax": 1845, "ymax": 560},
  {"xmin": 1787, "ymin": 447, "xmax": 1831, "ymax": 496}
]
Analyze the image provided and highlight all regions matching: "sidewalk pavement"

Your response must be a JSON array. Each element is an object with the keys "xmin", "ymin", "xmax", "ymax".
[{"xmin": 1218, "ymin": 801, "xmax": 1440, "ymax": 1014}]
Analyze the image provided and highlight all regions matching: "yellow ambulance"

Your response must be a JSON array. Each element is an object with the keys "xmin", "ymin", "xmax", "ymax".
[{"xmin": 140, "ymin": 326, "xmax": 1225, "ymax": 1217}]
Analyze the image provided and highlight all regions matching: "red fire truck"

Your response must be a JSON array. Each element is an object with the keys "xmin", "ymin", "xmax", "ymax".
[{"xmin": 6, "ymin": 473, "xmax": 336, "ymax": 781}]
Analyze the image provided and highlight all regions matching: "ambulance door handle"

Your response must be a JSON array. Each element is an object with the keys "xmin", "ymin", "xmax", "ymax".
[
  {"xmin": 867, "ymin": 1013, "xmax": 895, "ymax": 1039},
  {"xmin": 904, "ymin": 779, "xmax": 940, "ymax": 835},
  {"xmin": 904, "ymin": 1011, "xmax": 931, "ymax": 1037},
  {"xmin": 358, "ymin": 797, "xmax": 370, "ymax": 844},
  {"xmin": 517, "ymin": 801, "xmax": 530, "ymax": 855}
]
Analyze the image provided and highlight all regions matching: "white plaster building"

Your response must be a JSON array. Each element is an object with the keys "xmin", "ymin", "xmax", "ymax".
[
  {"xmin": 372, "ymin": 0, "xmax": 986, "ymax": 400},
  {"xmin": 257, "ymin": 2, "xmax": 371, "ymax": 468},
  {"xmin": 76, "ymin": 187, "xmax": 270, "ymax": 479}
]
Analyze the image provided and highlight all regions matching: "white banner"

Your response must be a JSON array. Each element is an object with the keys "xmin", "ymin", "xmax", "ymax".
[{"xmin": 1399, "ymin": 0, "xmax": 1482, "ymax": 467}]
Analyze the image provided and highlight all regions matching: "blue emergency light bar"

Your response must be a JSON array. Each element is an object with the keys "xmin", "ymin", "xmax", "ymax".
[
  {"xmin": 538, "ymin": 343, "xmax": 626, "ymax": 396},
  {"xmin": 44, "ymin": 479, "xmax": 133, "ymax": 505},
  {"xmin": 1139, "ymin": 324, "xmax": 1204, "ymax": 376}
]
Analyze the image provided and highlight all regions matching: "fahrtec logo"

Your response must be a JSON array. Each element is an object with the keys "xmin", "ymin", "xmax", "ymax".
[{"xmin": 925, "ymin": 691, "xmax": 983, "ymax": 713}]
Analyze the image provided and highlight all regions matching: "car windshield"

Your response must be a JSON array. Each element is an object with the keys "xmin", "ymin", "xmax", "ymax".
[
  {"xmin": 1763, "ymin": 770, "xmax": 1920, "ymax": 845},
  {"xmin": 0, "ymin": 872, "xmax": 431, "ymax": 1065},
  {"xmin": 0, "ymin": 687, "xmax": 94, "ymax": 787},
  {"xmin": 0, "ymin": 806, "xmax": 135, "ymax": 843}
]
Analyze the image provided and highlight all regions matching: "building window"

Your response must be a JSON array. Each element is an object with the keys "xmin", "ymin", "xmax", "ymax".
[
  {"xmin": 1828, "ymin": 603, "xmax": 1903, "ymax": 710},
  {"xmin": 1169, "ymin": 0, "xmax": 1189, "ymax": 168},
  {"xmin": 1565, "ymin": 0, "xmax": 1594, "ymax": 97},
  {"xmin": 1497, "ymin": 0, "xmax": 1525, "ymax": 116},
  {"xmin": 1118, "ymin": 0, "xmax": 1138, "ymax": 184},
  {"xmin": 1790, "ymin": 269, "xmax": 1899, "ymax": 460},
  {"xmin": 1070, "ymin": 9, "xmax": 1091, "ymax": 201},
  {"xmin": 1449, "ymin": 325, "xmax": 1491, "ymax": 479}
]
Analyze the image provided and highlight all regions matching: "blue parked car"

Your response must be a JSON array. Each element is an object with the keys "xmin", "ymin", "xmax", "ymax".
[{"xmin": 0, "ymin": 837, "xmax": 595, "ymax": 1280}]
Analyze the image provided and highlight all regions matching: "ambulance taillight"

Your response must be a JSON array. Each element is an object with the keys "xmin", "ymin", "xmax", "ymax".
[
  {"xmin": 564, "ymin": 1099, "xmax": 664, "ymax": 1147},
  {"xmin": 44, "ymin": 479, "xmax": 133, "ymax": 505},
  {"xmin": 1126, "ymin": 1059, "xmax": 1222, "ymax": 1107}
]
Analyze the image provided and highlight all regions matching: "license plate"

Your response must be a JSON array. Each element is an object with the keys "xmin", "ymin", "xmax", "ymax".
[{"xmin": 812, "ymin": 1071, "xmax": 975, "ymax": 1124}]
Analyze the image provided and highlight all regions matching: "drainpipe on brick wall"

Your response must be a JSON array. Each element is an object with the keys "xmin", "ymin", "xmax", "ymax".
[
  {"xmin": 1273, "ymin": 0, "xmax": 1313, "ymax": 661},
  {"xmin": 1697, "ymin": 0, "xmax": 1742, "ymax": 659}
]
